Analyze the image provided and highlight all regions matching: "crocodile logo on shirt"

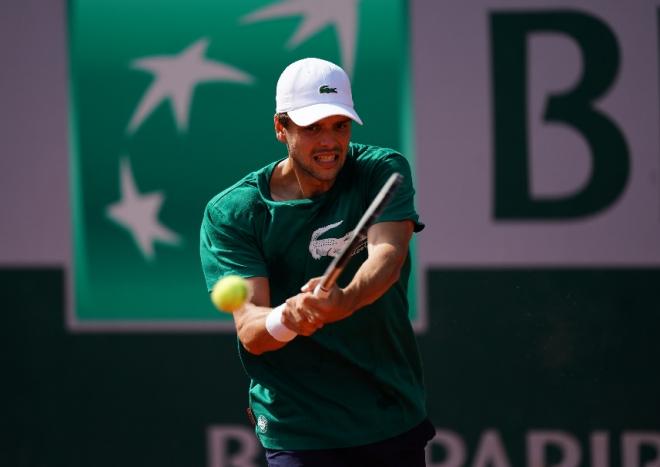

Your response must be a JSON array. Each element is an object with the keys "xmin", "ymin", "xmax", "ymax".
[{"xmin": 309, "ymin": 220, "xmax": 367, "ymax": 260}]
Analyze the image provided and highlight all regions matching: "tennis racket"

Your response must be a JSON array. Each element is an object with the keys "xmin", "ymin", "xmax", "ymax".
[{"xmin": 313, "ymin": 172, "xmax": 404, "ymax": 298}]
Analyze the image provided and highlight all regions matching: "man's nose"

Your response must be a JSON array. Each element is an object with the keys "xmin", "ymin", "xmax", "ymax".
[{"xmin": 318, "ymin": 129, "xmax": 336, "ymax": 147}]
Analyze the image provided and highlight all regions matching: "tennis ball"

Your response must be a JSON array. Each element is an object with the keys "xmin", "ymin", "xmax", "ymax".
[{"xmin": 211, "ymin": 275, "xmax": 251, "ymax": 313}]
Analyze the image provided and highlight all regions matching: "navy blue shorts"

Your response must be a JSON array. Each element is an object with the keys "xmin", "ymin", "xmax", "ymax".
[{"xmin": 265, "ymin": 418, "xmax": 435, "ymax": 467}]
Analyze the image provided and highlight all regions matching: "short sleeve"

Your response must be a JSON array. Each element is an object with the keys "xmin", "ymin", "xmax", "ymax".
[
  {"xmin": 199, "ymin": 197, "xmax": 268, "ymax": 292},
  {"xmin": 369, "ymin": 152, "xmax": 424, "ymax": 232}
]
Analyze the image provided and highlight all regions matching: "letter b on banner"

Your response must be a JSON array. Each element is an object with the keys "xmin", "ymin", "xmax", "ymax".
[{"xmin": 491, "ymin": 11, "xmax": 629, "ymax": 220}]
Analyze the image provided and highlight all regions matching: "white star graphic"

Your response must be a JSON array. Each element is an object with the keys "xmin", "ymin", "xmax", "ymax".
[
  {"xmin": 107, "ymin": 157, "xmax": 181, "ymax": 261},
  {"xmin": 127, "ymin": 38, "xmax": 254, "ymax": 133},
  {"xmin": 242, "ymin": 0, "xmax": 359, "ymax": 76}
]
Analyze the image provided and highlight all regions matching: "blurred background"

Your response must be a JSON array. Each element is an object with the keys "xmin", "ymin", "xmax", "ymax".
[{"xmin": 2, "ymin": 0, "xmax": 659, "ymax": 466}]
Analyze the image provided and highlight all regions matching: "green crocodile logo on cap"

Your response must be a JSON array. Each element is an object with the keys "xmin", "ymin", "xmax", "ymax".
[{"xmin": 319, "ymin": 85, "xmax": 337, "ymax": 94}]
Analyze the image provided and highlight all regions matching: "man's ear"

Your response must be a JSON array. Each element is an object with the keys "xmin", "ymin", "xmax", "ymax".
[{"xmin": 274, "ymin": 115, "xmax": 287, "ymax": 143}]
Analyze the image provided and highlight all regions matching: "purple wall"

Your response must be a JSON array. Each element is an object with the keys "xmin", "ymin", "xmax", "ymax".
[{"xmin": 1, "ymin": 0, "xmax": 70, "ymax": 265}]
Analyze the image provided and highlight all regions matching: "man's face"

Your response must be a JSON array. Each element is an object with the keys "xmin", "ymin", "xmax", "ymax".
[{"xmin": 277, "ymin": 115, "xmax": 353, "ymax": 184}]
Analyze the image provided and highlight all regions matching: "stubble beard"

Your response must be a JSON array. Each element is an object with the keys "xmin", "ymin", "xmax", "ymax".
[{"xmin": 291, "ymin": 148, "xmax": 345, "ymax": 184}]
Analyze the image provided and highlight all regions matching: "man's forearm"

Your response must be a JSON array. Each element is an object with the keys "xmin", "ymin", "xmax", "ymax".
[
  {"xmin": 234, "ymin": 304, "xmax": 289, "ymax": 355},
  {"xmin": 342, "ymin": 242, "xmax": 408, "ymax": 315}
]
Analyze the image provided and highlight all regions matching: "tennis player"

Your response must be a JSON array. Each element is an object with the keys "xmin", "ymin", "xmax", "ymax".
[{"xmin": 200, "ymin": 57, "xmax": 434, "ymax": 466}]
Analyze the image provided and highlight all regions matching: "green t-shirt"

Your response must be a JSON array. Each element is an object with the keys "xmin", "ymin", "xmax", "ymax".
[{"xmin": 200, "ymin": 143, "xmax": 427, "ymax": 450}]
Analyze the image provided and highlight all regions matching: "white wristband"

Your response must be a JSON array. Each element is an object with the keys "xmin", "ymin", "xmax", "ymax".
[{"xmin": 265, "ymin": 304, "xmax": 297, "ymax": 342}]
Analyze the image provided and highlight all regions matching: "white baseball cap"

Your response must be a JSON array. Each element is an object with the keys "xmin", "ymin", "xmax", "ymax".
[{"xmin": 275, "ymin": 57, "xmax": 363, "ymax": 126}]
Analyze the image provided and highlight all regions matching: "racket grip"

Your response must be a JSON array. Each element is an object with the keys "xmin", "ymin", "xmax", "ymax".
[{"xmin": 313, "ymin": 283, "xmax": 330, "ymax": 299}]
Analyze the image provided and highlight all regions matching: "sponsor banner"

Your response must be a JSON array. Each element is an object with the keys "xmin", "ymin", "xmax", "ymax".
[
  {"xmin": 68, "ymin": 0, "xmax": 416, "ymax": 330},
  {"xmin": 207, "ymin": 425, "xmax": 660, "ymax": 467},
  {"xmin": 413, "ymin": 1, "xmax": 660, "ymax": 267}
]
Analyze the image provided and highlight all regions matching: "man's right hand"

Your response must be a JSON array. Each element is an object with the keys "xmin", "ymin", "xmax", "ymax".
[{"xmin": 281, "ymin": 292, "xmax": 326, "ymax": 336}]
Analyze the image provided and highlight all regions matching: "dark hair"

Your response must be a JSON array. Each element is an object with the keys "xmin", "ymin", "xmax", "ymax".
[{"xmin": 275, "ymin": 112, "xmax": 291, "ymax": 128}]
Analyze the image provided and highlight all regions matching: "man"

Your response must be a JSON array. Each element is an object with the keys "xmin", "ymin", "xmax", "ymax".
[{"xmin": 200, "ymin": 57, "xmax": 433, "ymax": 466}]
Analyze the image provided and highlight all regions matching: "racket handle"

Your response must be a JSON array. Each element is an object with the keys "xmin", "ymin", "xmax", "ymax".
[{"xmin": 313, "ymin": 283, "xmax": 330, "ymax": 299}]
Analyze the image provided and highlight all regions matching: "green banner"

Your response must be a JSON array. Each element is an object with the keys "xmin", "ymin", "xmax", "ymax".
[{"xmin": 68, "ymin": 0, "xmax": 415, "ymax": 328}]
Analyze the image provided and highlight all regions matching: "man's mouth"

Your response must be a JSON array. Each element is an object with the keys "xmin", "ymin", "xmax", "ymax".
[{"xmin": 314, "ymin": 153, "xmax": 338, "ymax": 162}]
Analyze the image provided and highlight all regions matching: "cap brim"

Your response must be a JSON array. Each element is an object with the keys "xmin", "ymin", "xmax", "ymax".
[{"xmin": 287, "ymin": 103, "xmax": 363, "ymax": 127}]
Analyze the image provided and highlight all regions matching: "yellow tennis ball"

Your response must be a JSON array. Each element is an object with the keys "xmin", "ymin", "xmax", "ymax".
[{"xmin": 211, "ymin": 275, "xmax": 251, "ymax": 313}]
